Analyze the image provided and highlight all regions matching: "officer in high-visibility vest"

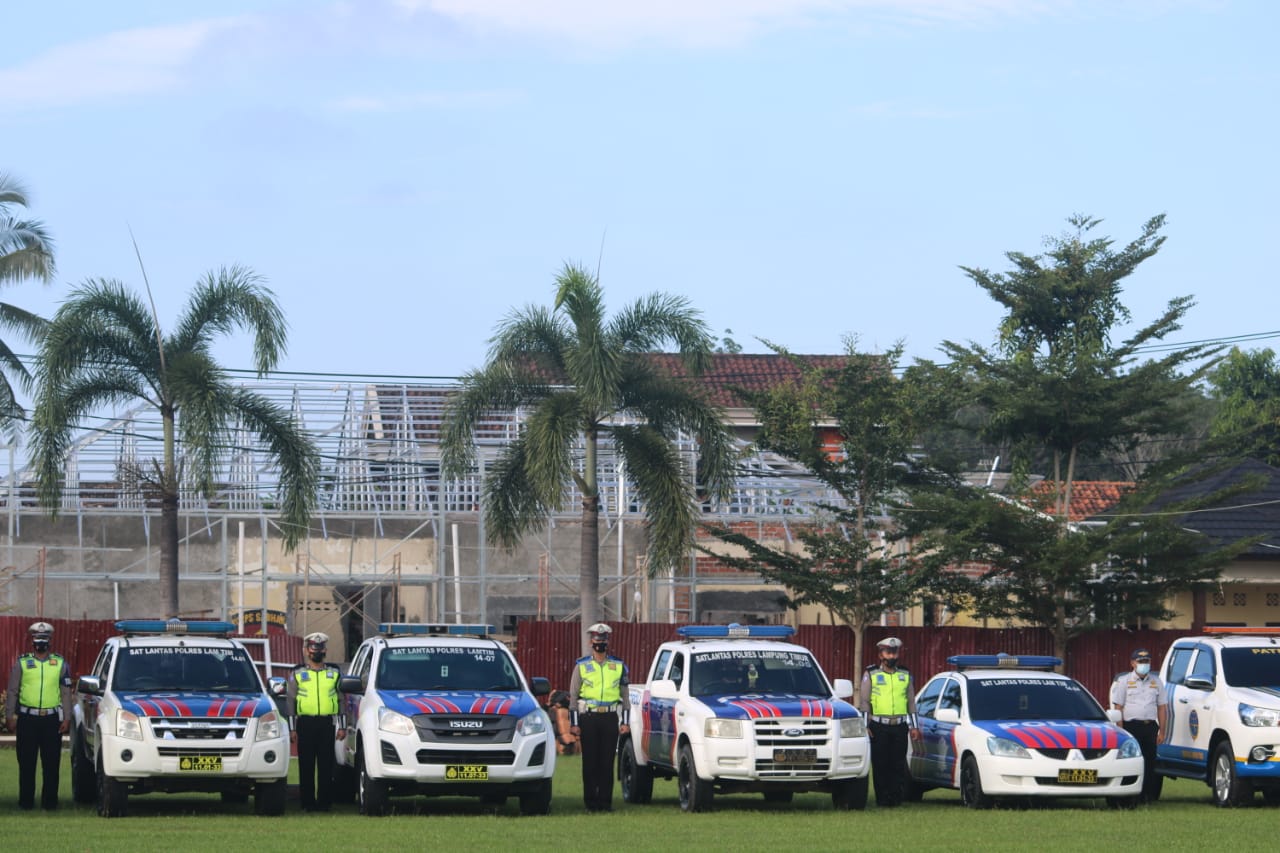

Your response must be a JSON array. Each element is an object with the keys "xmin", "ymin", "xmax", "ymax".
[
  {"xmin": 286, "ymin": 632, "xmax": 346, "ymax": 812},
  {"xmin": 4, "ymin": 621, "xmax": 73, "ymax": 810},
  {"xmin": 859, "ymin": 636, "xmax": 919, "ymax": 808},
  {"xmin": 568, "ymin": 623, "xmax": 629, "ymax": 812}
]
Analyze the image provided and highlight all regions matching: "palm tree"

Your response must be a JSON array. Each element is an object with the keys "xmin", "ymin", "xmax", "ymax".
[
  {"xmin": 0, "ymin": 173, "xmax": 56, "ymax": 426},
  {"xmin": 30, "ymin": 267, "xmax": 319, "ymax": 619},
  {"xmin": 442, "ymin": 264, "xmax": 737, "ymax": 638}
]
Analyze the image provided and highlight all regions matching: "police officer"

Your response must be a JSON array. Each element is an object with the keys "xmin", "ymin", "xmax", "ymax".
[
  {"xmin": 287, "ymin": 632, "xmax": 346, "ymax": 812},
  {"xmin": 4, "ymin": 621, "xmax": 73, "ymax": 810},
  {"xmin": 859, "ymin": 637, "xmax": 918, "ymax": 808},
  {"xmin": 1110, "ymin": 647, "xmax": 1167, "ymax": 803},
  {"xmin": 568, "ymin": 623, "xmax": 629, "ymax": 812}
]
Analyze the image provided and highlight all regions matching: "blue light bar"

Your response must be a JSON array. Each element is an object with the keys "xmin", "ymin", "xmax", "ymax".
[
  {"xmin": 947, "ymin": 653, "xmax": 1062, "ymax": 671},
  {"xmin": 379, "ymin": 623, "xmax": 496, "ymax": 637},
  {"xmin": 677, "ymin": 624, "xmax": 796, "ymax": 640},
  {"xmin": 115, "ymin": 619, "xmax": 236, "ymax": 636}
]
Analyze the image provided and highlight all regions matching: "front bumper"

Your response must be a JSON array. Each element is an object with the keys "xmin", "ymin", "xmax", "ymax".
[
  {"xmin": 99, "ymin": 732, "xmax": 289, "ymax": 782},
  {"xmin": 362, "ymin": 728, "xmax": 555, "ymax": 786},
  {"xmin": 972, "ymin": 753, "xmax": 1144, "ymax": 797},
  {"xmin": 694, "ymin": 733, "xmax": 870, "ymax": 784}
]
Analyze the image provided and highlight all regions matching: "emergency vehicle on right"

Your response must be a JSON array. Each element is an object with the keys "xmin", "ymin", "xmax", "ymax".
[{"xmin": 1156, "ymin": 629, "xmax": 1280, "ymax": 806}]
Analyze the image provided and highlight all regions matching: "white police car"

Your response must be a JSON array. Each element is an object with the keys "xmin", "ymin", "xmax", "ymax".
[
  {"xmin": 621, "ymin": 624, "xmax": 870, "ymax": 812},
  {"xmin": 70, "ymin": 620, "xmax": 290, "ymax": 818},
  {"xmin": 336, "ymin": 623, "xmax": 555, "ymax": 816},
  {"xmin": 906, "ymin": 655, "xmax": 1144, "ymax": 808},
  {"xmin": 1156, "ymin": 629, "xmax": 1280, "ymax": 806}
]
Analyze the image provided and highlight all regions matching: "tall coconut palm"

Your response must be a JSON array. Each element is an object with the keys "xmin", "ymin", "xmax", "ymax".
[
  {"xmin": 0, "ymin": 174, "xmax": 56, "ymax": 426},
  {"xmin": 30, "ymin": 267, "xmax": 319, "ymax": 618},
  {"xmin": 442, "ymin": 264, "xmax": 737, "ymax": 640}
]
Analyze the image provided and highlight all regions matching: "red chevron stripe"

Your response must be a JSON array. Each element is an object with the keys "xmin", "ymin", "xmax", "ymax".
[
  {"xmin": 208, "ymin": 698, "xmax": 225, "ymax": 717},
  {"xmin": 728, "ymin": 700, "xmax": 760, "ymax": 719},
  {"xmin": 405, "ymin": 697, "xmax": 432, "ymax": 713},
  {"xmin": 1003, "ymin": 727, "xmax": 1040, "ymax": 748},
  {"xmin": 1044, "ymin": 727, "xmax": 1074, "ymax": 748},
  {"xmin": 1104, "ymin": 727, "xmax": 1119, "ymax": 749},
  {"xmin": 133, "ymin": 699, "xmax": 158, "ymax": 716}
]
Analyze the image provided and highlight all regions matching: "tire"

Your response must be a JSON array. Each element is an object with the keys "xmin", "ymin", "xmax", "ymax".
[
  {"xmin": 518, "ymin": 778, "xmax": 553, "ymax": 816},
  {"xmin": 333, "ymin": 761, "xmax": 358, "ymax": 804},
  {"xmin": 831, "ymin": 776, "xmax": 869, "ymax": 811},
  {"xmin": 960, "ymin": 755, "xmax": 994, "ymax": 810},
  {"xmin": 70, "ymin": 729, "xmax": 98, "ymax": 805},
  {"xmin": 677, "ymin": 743, "xmax": 714, "ymax": 813},
  {"xmin": 96, "ymin": 753, "xmax": 128, "ymax": 818},
  {"xmin": 221, "ymin": 789, "xmax": 250, "ymax": 805},
  {"xmin": 358, "ymin": 752, "xmax": 390, "ymax": 817},
  {"xmin": 1212, "ymin": 741, "xmax": 1253, "ymax": 808},
  {"xmin": 763, "ymin": 790, "xmax": 794, "ymax": 804},
  {"xmin": 254, "ymin": 778, "xmax": 287, "ymax": 816},
  {"xmin": 619, "ymin": 740, "xmax": 654, "ymax": 805}
]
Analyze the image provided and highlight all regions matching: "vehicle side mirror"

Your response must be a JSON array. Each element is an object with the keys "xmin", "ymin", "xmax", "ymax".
[
  {"xmin": 339, "ymin": 675, "xmax": 365, "ymax": 695},
  {"xmin": 77, "ymin": 675, "xmax": 103, "ymax": 696},
  {"xmin": 528, "ymin": 677, "xmax": 551, "ymax": 697},
  {"xmin": 1106, "ymin": 709, "xmax": 1123, "ymax": 724},
  {"xmin": 1185, "ymin": 675, "xmax": 1214, "ymax": 691},
  {"xmin": 649, "ymin": 678, "xmax": 678, "ymax": 700},
  {"xmin": 832, "ymin": 678, "xmax": 854, "ymax": 700},
  {"xmin": 268, "ymin": 676, "xmax": 287, "ymax": 698},
  {"xmin": 934, "ymin": 707, "xmax": 961, "ymax": 724}
]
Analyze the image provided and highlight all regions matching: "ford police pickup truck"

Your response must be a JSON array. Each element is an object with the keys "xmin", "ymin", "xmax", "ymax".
[
  {"xmin": 336, "ymin": 623, "xmax": 555, "ymax": 816},
  {"xmin": 1157, "ymin": 629, "xmax": 1280, "ymax": 806},
  {"xmin": 619, "ymin": 624, "xmax": 870, "ymax": 812},
  {"xmin": 70, "ymin": 620, "xmax": 291, "ymax": 818}
]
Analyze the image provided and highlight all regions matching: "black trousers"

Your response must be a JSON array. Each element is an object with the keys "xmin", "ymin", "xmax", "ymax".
[
  {"xmin": 295, "ymin": 715, "xmax": 336, "ymax": 810},
  {"xmin": 1123, "ymin": 719, "xmax": 1163, "ymax": 802},
  {"xmin": 578, "ymin": 711, "xmax": 620, "ymax": 811},
  {"xmin": 869, "ymin": 721, "xmax": 909, "ymax": 807},
  {"xmin": 16, "ymin": 713, "xmax": 62, "ymax": 810}
]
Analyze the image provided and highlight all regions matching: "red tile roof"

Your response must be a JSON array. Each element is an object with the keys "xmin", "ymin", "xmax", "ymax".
[
  {"xmin": 1027, "ymin": 480, "xmax": 1134, "ymax": 522},
  {"xmin": 641, "ymin": 353, "xmax": 849, "ymax": 408}
]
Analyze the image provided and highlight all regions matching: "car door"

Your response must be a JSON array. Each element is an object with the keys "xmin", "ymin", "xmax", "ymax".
[
  {"xmin": 909, "ymin": 677, "xmax": 946, "ymax": 785},
  {"xmin": 341, "ymin": 645, "xmax": 372, "ymax": 767},
  {"xmin": 82, "ymin": 643, "xmax": 114, "ymax": 757},
  {"xmin": 934, "ymin": 678, "xmax": 964, "ymax": 785},
  {"xmin": 1162, "ymin": 644, "xmax": 1214, "ymax": 775},
  {"xmin": 647, "ymin": 651, "xmax": 683, "ymax": 768}
]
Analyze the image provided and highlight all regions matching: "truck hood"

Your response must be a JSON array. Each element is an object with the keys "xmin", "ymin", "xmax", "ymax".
[
  {"xmin": 704, "ymin": 694, "xmax": 857, "ymax": 720},
  {"xmin": 117, "ymin": 692, "xmax": 271, "ymax": 718},
  {"xmin": 378, "ymin": 690, "xmax": 536, "ymax": 718},
  {"xmin": 1226, "ymin": 685, "xmax": 1280, "ymax": 707},
  {"xmin": 970, "ymin": 720, "xmax": 1130, "ymax": 750}
]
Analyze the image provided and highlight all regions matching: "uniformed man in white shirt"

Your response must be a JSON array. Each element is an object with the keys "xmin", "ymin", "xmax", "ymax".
[{"xmin": 1109, "ymin": 648, "xmax": 1167, "ymax": 803}]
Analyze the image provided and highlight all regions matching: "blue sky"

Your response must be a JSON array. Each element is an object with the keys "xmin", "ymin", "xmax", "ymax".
[{"xmin": 4, "ymin": 0, "xmax": 1277, "ymax": 385}]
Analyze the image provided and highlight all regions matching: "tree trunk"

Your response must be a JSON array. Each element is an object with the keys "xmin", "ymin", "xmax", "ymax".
[
  {"xmin": 852, "ymin": 623, "xmax": 866, "ymax": 706},
  {"xmin": 579, "ymin": 426, "xmax": 601, "ymax": 654},
  {"xmin": 160, "ymin": 489, "xmax": 180, "ymax": 619}
]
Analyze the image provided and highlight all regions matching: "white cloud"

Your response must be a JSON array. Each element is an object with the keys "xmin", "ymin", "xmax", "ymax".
[{"xmin": 329, "ymin": 89, "xmax": 520, "ymax": 113}]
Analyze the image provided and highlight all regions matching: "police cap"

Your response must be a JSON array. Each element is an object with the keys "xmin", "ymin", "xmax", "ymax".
[
  {"xmin": 1130, "ymin": 648, "xmax": 1151, "ymax": 661},
  {"xmin": 29, "ymin": 621, "xmax": 54, "ymax": 638},
  {"xmin": 877, "ymin": 637, "xmax": 903, "ymax": 650},
  {"xmin": 304, "ymin": 631, "xmax": 329, "ymax": 646}
]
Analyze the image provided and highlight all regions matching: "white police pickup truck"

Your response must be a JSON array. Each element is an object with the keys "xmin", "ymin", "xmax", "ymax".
[
  {"xmin": 336, "ymin": 623, "xmax": 555, "ymax": 816},
  {"xmin": 1157, "ymin": 629, "xmax": 1280, "ymax": 806},
  {"xmin": 619, "ymin": 624, "xmax": 870, "ymax": 812},
  {"xmin": 70, "ymin": 620, "xmax": 291, "ymax": 818}
]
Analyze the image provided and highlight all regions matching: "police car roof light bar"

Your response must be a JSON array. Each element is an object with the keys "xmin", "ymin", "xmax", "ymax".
[
  {"xmin": 115, "ymin": 619, "xmax": 237, "ymax": 637},
  {"xmin": 677, "ymin": 624, "xmax": 796, "ymax": 641},
  {"xmin": 378, "ymin": 622, "xmax": 496, "ymax": 638},
  {"xmin": 947, "ymin": 653, "xmax": 1062, "ymax": 671},
  {"xmin": 1202, "ymin": 627, "xmax": 1280, "ymax": 636}
]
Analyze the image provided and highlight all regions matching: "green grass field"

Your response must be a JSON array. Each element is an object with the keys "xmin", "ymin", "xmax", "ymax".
[{"xmin": 1, "ymin": 748, "xmax": 1277, "ymax": 852}]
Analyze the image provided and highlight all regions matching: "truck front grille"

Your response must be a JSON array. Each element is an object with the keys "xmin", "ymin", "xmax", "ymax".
[{"xmin": 150, "ymin": 717, "xmax": 250, "ymax": 740}]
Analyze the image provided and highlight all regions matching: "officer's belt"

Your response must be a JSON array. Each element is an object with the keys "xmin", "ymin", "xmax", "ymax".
[
  {"xmin": 869, "ymin": 715, "xmax": 908, "ymax": 725},
  {"xmin": 18, "ymin": 706, "xmax": 59, "ymax": 716},
  {"xmin": 581, "ymin": 703, "xmax": 620, "ymax": 713}
]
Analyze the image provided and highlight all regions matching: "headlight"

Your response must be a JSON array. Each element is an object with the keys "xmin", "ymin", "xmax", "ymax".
[
  {"xmin": 1239, "ymin": 703, "xmax": 1280, "ymax": 727},
  {"xmin": 255, "ymin": 710, "xmax": 282, "ymax": 742},
  {"xmin": 705, "ymin": 718, "xmax": 743, "ymax": 739},
  {"xmin": 986, "ymin": 737, "xmax": 1031, "ymax": 759},
  {"xmin": 116, "ymin": 708, "xmax": 143, "ymax": 740},
  {"xmin": 1118, "ymin": 737, "xmax": 1143, "ymax": 759},
  {"xmin": 378, "ymin": 706, "xmax": 415, "ymax": 736},
  {"xmin": 840, "ymin": 717, "xmax": 867, "ymax": 738},
  {"xmin": 516, "ymin": 709, "xmax": 549, "ymax": 736}
]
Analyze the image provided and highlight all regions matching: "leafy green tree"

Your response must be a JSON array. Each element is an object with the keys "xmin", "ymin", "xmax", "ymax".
[
  {"xmin": 0, "ymin": 174, "xmax": 56, "ymax": 426},
  {"xmin": 907, "ymin": 214, "xmax": 1233, "ymax": 662},
  {"xmin": 702, "ymin": 344, "xmax": 965, "ymax": 689},
  {"xmin": 442, "ymin": 264, "xmax": 737, "ymax": 642},
  {"xmin": 30, "ymin": 269, "xmax": 319, "ymax": 618},
  {"xmin": 1207, "ymin": 347, "xmax": 1280, "ymax": 466}
]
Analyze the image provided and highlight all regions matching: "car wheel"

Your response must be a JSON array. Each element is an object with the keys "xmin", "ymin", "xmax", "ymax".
[
  {"xmin": 254, "ymin": 779, "xmax": 287, "ymax": 816},
  {"xmin": 96, "ymin": 753, "xmax": 128, "ymax": 818},
  {"xmin": 960, "ymin": 755, "xmax": 994, "ymax": 810},
  {"xmin": 831, "ymin": 776, "xmax": 868, "ymax": 811},
  {"xmin": 1212, "ymin": 741, "xmax": 1253, "ymax": 808},
  {"xmin": 70, "ymin": 729, "xmax": 98, "ymax": 804},
  {"xmin": 518, "ymin": 779, "xmax": 553, "ymax": 816},
  {"xmin": 677, "ymin": 743, "xmax": 714, "ymax": 812},
  {"xmin": 619, "ymin": 739, "xmax": 653, "ymax": 805},
  {"xmin": 358, "ymin": 751, "xmax": 390, "ymax": 817}
]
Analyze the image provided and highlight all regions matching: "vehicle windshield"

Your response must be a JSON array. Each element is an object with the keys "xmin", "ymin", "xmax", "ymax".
[
  {"xmin": 689, "ymin": 649, "xmax": 830, "ymax": 697},
  {"xmin": 1221, "ymin": 648, "xmax": 1280, "ymax": 687},
  {"xmin": 113, "ymin": 646, "xmax": 261, "ymax": 693},
  {"xmin": 967, "ymin": 676, "xmax": 1106, "ymax": 721},
  {"xmin": 376, "ymin": 645, "xmax": 522, "ymax": 691}
]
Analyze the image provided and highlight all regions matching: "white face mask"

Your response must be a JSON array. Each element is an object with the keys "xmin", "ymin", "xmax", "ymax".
[{"xmin": 1135, "ymin": 662, "xmax": 1151, "ymax": 677}]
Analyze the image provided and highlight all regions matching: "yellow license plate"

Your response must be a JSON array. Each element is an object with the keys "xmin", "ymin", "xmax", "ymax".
[
  {"xmin": 1057, "ymin": 768, "xmax": 1097, "ymax": 784},
  {"xmin": 445, "ymin": 764, "xmax": 488, "ymax": 781},
  {"xmin": 179, "ymin": 755, "xmax": 223, "ymax": 772}
]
